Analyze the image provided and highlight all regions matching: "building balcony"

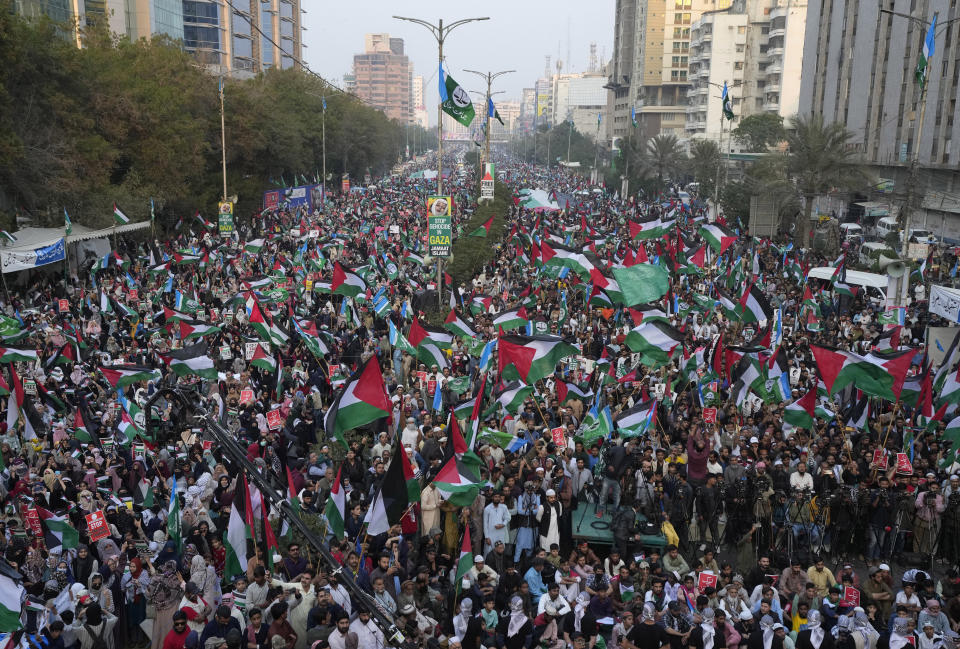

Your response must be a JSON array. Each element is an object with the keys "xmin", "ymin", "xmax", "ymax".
[
  {"xmin": 766, "ymin": 61, "xmax": 782, "ymax": 75},
  {"xmin": 762, "ymin": 100, "xmax": 780, "ymax": 112},
  {"xmin": 766, "ymin": 46, "xmax": 784, "ymax": 59},
  {"xmin": 768, "ymin": 27, "xmax": 786, "ymax": 39},
  {"xmin": 766, "ymin": 78, "xmax": 781, "ymax": 92},
  {"xmin": 686, "ymin": 119, "xmax": 707, "ymax": 131}
]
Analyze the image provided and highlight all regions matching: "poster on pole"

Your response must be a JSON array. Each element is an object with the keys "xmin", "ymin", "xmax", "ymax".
[
  {"xmin": 427, "ymin": 196, "xmax": 452, "ymax": 257},
  {"xmin": 480, "ymin": 163, "xmax": 495, "ymax": 201},
  {"xmin": 218, "ymin": 201, "xmax": 234, "ymax": 234}
]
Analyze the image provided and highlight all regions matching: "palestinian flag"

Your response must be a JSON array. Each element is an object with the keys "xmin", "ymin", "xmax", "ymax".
[
  {"xmin": 811, "ymin": 345, "xmax": 914, "ymax": 401},
  {"xmin": 163, "ymin": 306, "xmax": 192, "ymax": 324},
  {"xmin": 99, "ymin": 365, "xmax": 161, "ymax": 388},
  {"xmin": 0, "ymin": 571, "xmax": 24, "ymax": 631},
  {"xmin": 388, "ymin": 320, "xmax": 418, "ymax": 355},
  {"xmin": 323, "ymin": 357, "xmax": 392, "ymax": 448},
  {"xmin": 627, "ymin": 306, "xmax": 669, "ymax": 326},
  {"xmin": 454, "ymin": 525, "xmax": 473, "ymax": 593},
  {"xmin": 555, "ymin": 381, "xmax": 594, "ymax": 404},
  {"xmin": 629, "ymin": 215, "xmax": 675, "ymax": 240},
  {"xmin": 616, "ymin": 398, "xmax": 657, "ymax": 436},
  {"xmin": 223, "ymin": 487, "xmax": 248, "ymax": 579},
  {"xmin": 113, "ymin": 203, "xmax": 130, "ymax": 224},
  {"xmin": 495, "ymin": 381, "xmax": 534, "ymax": 414},
  {"xmin": 404, "ymin": 251, "xmax": 425, "ymax": 266},
  {"xmin": 493, "ymin": 307, "xmax": 529, "ymax": 332},
  {"xmin": 324, "ymin": 465, "xmax": 346, "ymax": 539},
  {"xmin": 700, "ymin": 224, "xmax": 737, "ymax": 254},
  {"xmin": 444, "ymin": 310, "xmax": 477, "ymax": 339},
  {"xmin": 624, "ymin": 321, "xmax": 684, "ymax": 367},
  {"xmin": 417, "ymin": 342, "xmax": 449, "ymax": 370},
  {"xmin": 467, "ymin": 215, "xmax": 494, "ymax": 238},
  {"xmin": 244, "ymin": 238, "xmax": 265, "ymax": 253},
  {"xmin": 498, "ymin": 334, "xmax": 578, "ymax": 384},
  {"xmin": 46, "ymin": 343, "xmax": 77, "ymax": 368},
  {"xmin": 399, "ymin": 443, "xmax": 421, "ymax": 503},
  {"xmin": 432, "ymin": 456, "xmax": 480, "ymax": 507},
  {"xmin": 36, "ymin": 507, "xmax": 80, "ymax": 549},
  {"xmin": 161, "ymin": 341, "xmax": 218, "ymax": 379},
  {"xmin": 539, "ymin": 241, "xmax": 595, "ymax": 280},
  {"xmin": 846, "ymin": 393, "xmax": 870, "ymax": 430},
  {"xmin": 0, "ymin": 347, "xmax": 38, "ymax": 363},
  {"xmin": 731, "ymin": 356, "xmax": 764, "ymax": 405},
  {"xmin": 247, "ymin": 301, "xmax": 273, "ymax": 343},
  {"xmin": 739, "ymin": 284, "xmax": 773, "ymax": 324},
  {"xmin": 783, "ymin": 387, "xmax": 817, "ymax": 429},
  {"xmin": 331, "ymin": 262, "xmax": 367, "ymax": 297},
  {"xmin": 179, "ymin": 320, "xmax": 222, "ymax": 340},
  {"xmin": 250, "ymin": 345, "xmax": 278, "ymax": 372},
  {"xmin": 716, "ymin": 288, "xmax": 741, "ymax": 321},
  {"xmin": 589, "ymin": 268, "xmax": 624, "ymax": 304},
  {"xmin": 408, "ymin": 319, "xmax": 454, "ymax": 349}
]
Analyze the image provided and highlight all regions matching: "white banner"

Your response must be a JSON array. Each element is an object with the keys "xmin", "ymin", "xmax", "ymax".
[{"xmin": 1, "ymin": 238, "xmax": 66, "ymax": 274}]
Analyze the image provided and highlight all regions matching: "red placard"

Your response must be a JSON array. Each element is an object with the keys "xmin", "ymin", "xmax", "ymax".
[
  {"xmin": 765, "ymin": 573, "xmax": 780, "ymax": 585},
  {"xmin": 58, "ymin": 299, "xmax": 70, "ymax": 313},
  {"xmin": 697, "ymin": 572, "xmax": 718, "ymax": 591},
  {"xmin": 128, "ymin": 289, "xmax": 139, "ymax": 302},
  {"xmin": 25, "ymin": 509, "xmax": 41, "ymax": 536},
  {"xmin": 239, "ymin": 389, "xmax": 255, "ymax": 405},
  {"xmin": 266, "ymin": 409, "xmax": 283, "ymax": 430},
  {"xmin": 328, "ymin": 364, "xmax": 341, "ymax": 379},
  {"xmin": 703, "ymin": 407, "xmax": 718, "ymax": 423},
  {"xmin": 417, "ymin": 371, "xmax": 427, "ymax": 385},
  {"xmin": 427, "ymin": 379, "xmax": 437, "ymax": 396},
  {"xmin": 895, "ymin": 452, "xmax": 913, "ymax": 475},
  {"xmin": 871, "ymin": 449, "xmax": 888, "ymax": 470},
  {"xmin": 86, "ymin": 510, "xmax": 110, "ymax": 542},
  {"xmin": 841, "ymin": 586, "xmax": 860, "ymax": 608},
  {"xmin": 551, "ymin": 427, "xmax": 566, "ymax": 447}
]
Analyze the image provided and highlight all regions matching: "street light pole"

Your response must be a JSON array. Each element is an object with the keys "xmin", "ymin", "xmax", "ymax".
[
  {"xmin": 394, "ymin": 15, "xmax": 489, "ymax": 308},
  {"xmin": 219, "ymin": 76, "xmax": 227, "ymax": 201},
  {"xmin": 464, "ymin": 69, "xmax": 514, "ymax": 166}
]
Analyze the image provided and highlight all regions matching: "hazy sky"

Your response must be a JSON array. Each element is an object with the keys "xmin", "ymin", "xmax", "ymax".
[{"xmin": 301, "ymin": 1, "xmax": 615, "ymax": 103}]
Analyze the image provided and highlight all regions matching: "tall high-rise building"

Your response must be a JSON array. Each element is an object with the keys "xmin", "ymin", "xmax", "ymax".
[
  {"xmin": 106, "ymin": 0, "xmax": 183, "ymax": 41},
  {"xmin": 411, "ymin": 75, "xmax": 429, "ymax": 128},
  {"xmin": 607, "ymin": 0, "xmax": 732, "ymax": 143},
  {"xmin": 552, "ymin": 73, "xmax": 610, "ymax": 141},
  {"xmin": 799, "ymin": 0, "xmax": 960, "ymax": 168},
  {"xmin": 685, "ymin": 0, "xmax": 806, "ymax": 142},
  {"xmin": 351, "ymin": 33, "xmax": 412, "ymax": 123},
  {"xmin": 182, "ymin": 0, "xmax": 302, "ymax": 76}
]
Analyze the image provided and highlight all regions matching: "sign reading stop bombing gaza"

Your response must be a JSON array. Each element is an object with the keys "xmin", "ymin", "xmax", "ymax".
[{"xmin": 427, "ymin": 196, "xmax": 452, "ymax": 258}]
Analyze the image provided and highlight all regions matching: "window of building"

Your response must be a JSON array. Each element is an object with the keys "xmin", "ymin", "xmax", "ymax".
[
  {"xmin": 183, "ymin": 0, "xmax": 218, "ymax": 25},
  {"xmin": 736, "ymin": 43, "xmax": 745, "ymax": 52},
  {"xmin": 675, "ymin": 12, "xmax": 683, "ymax": 23},
  {"xmin": 232, "ymin": 11, "xmax": 251, "ymax": 36},
  {"xmin": 735, "ymin": 61, "xmax": 744, "ymax": 70},
  {"xmin": 233, "ymin": 35, "xmax": 252, "ymax": 58},
  {"xmin": 738, "ymin": 25, "xmax": 746, "ymax": 33}
]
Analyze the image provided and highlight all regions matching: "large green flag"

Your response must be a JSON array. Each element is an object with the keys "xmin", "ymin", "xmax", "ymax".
[{"xmin": 440, "ymin": 68, "xmax": 475, "ymax": 127}]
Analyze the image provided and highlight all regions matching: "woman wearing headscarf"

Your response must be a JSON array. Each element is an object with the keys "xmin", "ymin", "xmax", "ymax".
[
  {"xmin": 796, "ymin": 611, "xmax": 834, "ymax": 649},
  {"xmin": 73, "ymin": 602, "xmax": 120, "ymax": 649},
  {"xmin": 73, "ymin": 545, "xmax": 99, "ymax": 588},
  {"xmin": 146, "ymin": 559, "xmax": 185, "ymax": 649},
  {"xmin": 189, "ymin": 555, "xmax": 220, "ymax": 608},
  {"xmin": 122, "ymin": 557, "xmax": 151, "ymax": 648}
]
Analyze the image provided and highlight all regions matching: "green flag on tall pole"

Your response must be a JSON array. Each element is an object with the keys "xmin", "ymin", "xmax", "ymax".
[
  {"xmin": 439, "ymin": 65, "xmax": 475, "ymax": 127},
  {"xmin": 722, "ymin": 82, "xmax": 734, "ymax": 120},
  {"xmin": 915, "ymin": 15, "xmax": 937, "ymax": 88},
  {"xmin": 167, "ymin": 476, "xmax": 181, "ymax": 552},
  {"xmin": 64, "ymin": 207, "xmax": 72, "ymax": 236}
]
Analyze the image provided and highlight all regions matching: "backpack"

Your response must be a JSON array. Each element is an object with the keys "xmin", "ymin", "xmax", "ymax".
[{"xmin": 85, "ymin": 623, "xmax": 109, "ymax": 649}]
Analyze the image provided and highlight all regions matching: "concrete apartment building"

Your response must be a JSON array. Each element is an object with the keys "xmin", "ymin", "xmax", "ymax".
[
  {"xmin": 685, "ymin": 0, "xmax": 807, "ymax": 142},
  {"xmin": 608, "ymin": 0, "xmax": 734, "ymax": 144},
  {"xmin": 798, "ymin": 0, "xmax": 960, "ymax": 236},
  {"xmin": 351, "ymin": 33, "xmax": 412, "ymax": 124},
  {"xmin": 552, "ymin": 73, "xmax": 611, "ymax": 141}
]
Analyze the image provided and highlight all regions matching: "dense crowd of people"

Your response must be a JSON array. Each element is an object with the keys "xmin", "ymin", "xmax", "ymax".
[{"xmin": 0, "ymin": 150, "xmax": 959, "ymax": 649}]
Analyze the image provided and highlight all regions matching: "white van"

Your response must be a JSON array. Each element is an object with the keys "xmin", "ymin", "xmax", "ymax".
[
  {"xmin": 859, "ymin": 241, "xmax": 896, "ymax": 267},
  {"xmin": 874, "ymin": 216, "xmax": 900, "ymax": 240},
  {"xmin": 840, "ymin": 223, "xmax": 864, "ymax": 242}
]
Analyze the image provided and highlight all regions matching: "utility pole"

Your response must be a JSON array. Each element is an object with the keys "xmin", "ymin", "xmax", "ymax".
[
  {"xmin": 878, "ymin": 9, "xmax": 960, "ymax": 305},
  {"xmin": 464, "ymin": 68, "xmax": 514, "ymax": 166},
  {"xmin": 219, "ymin": 76, "xmax": 227, "ymax": 201},
  {"xmin": 394, "ymin": 15, "xmax": 489, "ymax": 308},
  {"xmin": 566, "ymin": 114, "xmax": 573, "ymax": 165}
]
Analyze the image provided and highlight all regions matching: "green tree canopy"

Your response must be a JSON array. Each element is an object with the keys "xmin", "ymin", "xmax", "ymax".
[
  {"xmin": 732, "ymin": 113, "xmax": 786, "ymax": 152},
  {"xmin": 0, "ymin": 10, "xmax": 429, "ymax": 230}
]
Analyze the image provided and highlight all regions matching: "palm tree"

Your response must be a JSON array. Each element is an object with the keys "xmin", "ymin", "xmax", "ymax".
[
  {"xmin": 640, "ymin": 134, "xmax": 686, "ymax": 194},
  {"xmin": 784, "ymin": 114, "xmax": 871, "ymax": 247},
  {"xmin": 688, "ymin": 138, "xmax": 721, "ymax": 198}
]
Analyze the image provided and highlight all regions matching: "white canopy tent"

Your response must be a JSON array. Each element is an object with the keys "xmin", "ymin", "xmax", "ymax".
[{"xmin": 0, "ymin": 221, "xmax": 150, "ymax": 274}]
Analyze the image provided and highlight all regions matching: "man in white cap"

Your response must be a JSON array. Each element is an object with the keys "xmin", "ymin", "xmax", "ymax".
[
  {"xmin": 537, "ymin": 488, "xmax": 563, "ymax": 552},
  {"xmin": 483, "ymin": 491, "xmax": 510, "ymax": 550},
  {"xmin": 465, "ymin": 554, "xmax": 499, "ymax": 588}
]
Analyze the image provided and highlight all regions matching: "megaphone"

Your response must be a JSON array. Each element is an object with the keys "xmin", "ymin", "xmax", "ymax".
[{"xmin": 879, "ymin": 255, "xmax": 906, "ymax": 277}]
